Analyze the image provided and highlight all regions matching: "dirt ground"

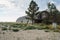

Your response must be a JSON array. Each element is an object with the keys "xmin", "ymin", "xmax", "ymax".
[{"xmin": 0, "ymin": 30, "xmax": 60, "ymax": 40}]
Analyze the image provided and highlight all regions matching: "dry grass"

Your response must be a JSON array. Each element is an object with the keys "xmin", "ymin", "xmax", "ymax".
[
  {"xmin": 0, "ymin": 30, "xmax": 60, "ymax": 40},
  {"xmin": 0, "ymin": 22, "xmax": 60, "ymax": 40}
]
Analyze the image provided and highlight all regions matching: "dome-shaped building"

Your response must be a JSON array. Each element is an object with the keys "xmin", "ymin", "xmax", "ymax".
[{"xmin": 16, "ymin": 16, "xmax": 32, "ymax": 23}]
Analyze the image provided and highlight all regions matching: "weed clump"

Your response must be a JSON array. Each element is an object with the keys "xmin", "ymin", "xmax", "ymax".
[
  {"xmin": 2, "ymin": 27, "xmax": 7, "ymax": 31},
  {"xmin": 24, "ymin": 26, "xmax": 36, "ymax": 30},
  {"xmin": 12, "ymin": 28, "xmax": 19, "ymax": 32}
]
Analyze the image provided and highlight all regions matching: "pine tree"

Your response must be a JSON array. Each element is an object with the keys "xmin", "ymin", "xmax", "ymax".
[
  {"xmin": 26, "ymin": 0, "xmax": 39, "ymax": 24},
  {"xmin": 48, "ymin": 2, "xmax": 58, "ymax": 15},
  {"xmin": 48, "ymin": 2, "xmax": 59, "ymax": 22}
]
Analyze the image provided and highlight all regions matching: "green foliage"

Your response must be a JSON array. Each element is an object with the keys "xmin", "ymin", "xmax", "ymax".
[
  {"xmin": 26, "ymin": 0, "xmax": 39, "ymax": 24},
  {"xmin": 41, "ymin": 26, "xmax": 49, "ymax": 29},
  {"xmin": 24, "ymin": 26, "xmax": 36, "ymax": 30},
  {"xmin": 2, "ymin": 27, "xmax": 7, "ymax": 31},
  {"xmin": 4, "ymin": 24, "xmax": 8, "ymax": 27},
  {"xmin": 1, "ymin": 22, "xmax": 60, "ymax": 33},
  {"xmin": 11, "ymin": 24, "xmax": 28, "ymax": 29},
  {"xmin": 48, "ymin": 2, "xmax": 59, "ymax": 23},
  {"xmin": 36, "ymin": 26, "xmax": 47, "ymax": 30},
  {"xmin": 11, "ymin": 24, "xmax": 21, "ymax": 28},
  {"xmin": 35, "ymin": 24, "xmax": 49, "ymax": 30},
  {"xmin": 36, "ymin": 26, "xmax": 43, "ymax": 30},
  {"xmin": 54, "ymin": 29, "xmax": 60, "ymax": 32},
  {"xmin": 45, "ymin": 29, "xmax": 50, "ymax": 32},
  {"xmin": 11, "ymin": 24, "xmax": 22, "ymax": 28},
  {"xmin": 39, "ymin": 23, "xmax": 45, "ymax": 26},
  {"xmin": 57, "ymin": 25, "xmax": 60, "ymax": 29},
  {"xmin": 48, "ymin": 25, "xmax": 54, "ymax": 30},
  {"xmin": 12, "ymin": 28, "xmax": 19, "ymax": 32},
  {"xmin": 45, "ymin": 30, "xmax": 49, "ymax": 32}
]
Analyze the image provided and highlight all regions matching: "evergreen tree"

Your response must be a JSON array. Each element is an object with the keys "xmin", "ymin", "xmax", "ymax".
[
  {"xmin": 26, "ymin": 0, "xmax": 39, "ymax": 24},
  {"xmin": 48, "ymin": 2, "xmax": 58, "ymax": 15},
  {"xmin": 48, "ymin": 2, "xmax": 59, "ymax": 22}
]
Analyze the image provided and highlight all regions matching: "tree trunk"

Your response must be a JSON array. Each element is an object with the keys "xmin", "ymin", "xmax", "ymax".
[
  {"xmin": 32, "ymin": 19, "xmax": 34, "ymax": 25},
  {"xmin": 27, "ymin": 19, "xmax": 29, "ymax": 24}
]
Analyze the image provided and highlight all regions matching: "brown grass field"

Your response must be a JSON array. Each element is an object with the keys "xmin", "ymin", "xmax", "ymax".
[
  {"xmin": 0, "ymin": 30, "xmax": 60, "ymax": 40},
  {"xmin": 0, "ymin": 22, "xmax": 60, "ymax": 40}
]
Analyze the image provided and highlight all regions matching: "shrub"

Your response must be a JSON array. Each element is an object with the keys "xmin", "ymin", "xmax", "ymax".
[
  {"xmin": 24, "ymin": 26, "xmax": 36, "ymax": 30},
  {"xmin": 39, "ymin": 23, "xmax": 45, "ymax": 26},
  {"xmin": 11, "ymin": 25, "xmax": 19, "ymax": 28},
  {"xmin": 36, "ymin": 25, "xmax": 49, "ymax": 30},
  {"xmin": 54, "ymin": 29, "xmax": 60, "ymax": 32},
  {"xmin": 36, "ymin": 26, "xmax": 43, "ymax": 30},
  {"xmin": 45, "ymin": 26, "xmax": 49, "ymax": 29},
  {"xmin": 42, "ymin": 26, "xmax": 49, "ymax": 29},
  {"xmin": 19, "ymin": 24, "xmax": 27, "ymax": 29},
  {"xmin": 48, "ymin": 25, "xmax": 54, "ymax": 30},
  {"xmin": 45, "ymin": 30, "xmax": 50, "ymax": 32},
  {"xmin": 11, "ymin": 24, "xmax": 27, "ymax": 29},
  {"xmin": 2, "ymin": 27, "xmax": 7, "ymax": 31},
  {"xmin": 57, "ymin": 25, "xmax": 60, "ymax": 29},
  {"xmin": 11, "ymin": 24, "xmax": 21, "ymax": 28},
  {"xmin": 12, "ymin": 28, "xmax": 19, "ymax": 32},
  {"xmin": 4, "ymin": 25, "xmax": 8, "ymax": 27}
]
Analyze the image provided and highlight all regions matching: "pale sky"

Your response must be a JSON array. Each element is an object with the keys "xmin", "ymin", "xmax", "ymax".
[{"xmin": 0, "ymin": 0, "xmax": 60, "ymax": 22}]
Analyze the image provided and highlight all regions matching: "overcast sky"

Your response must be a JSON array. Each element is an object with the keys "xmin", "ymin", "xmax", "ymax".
[{"xmin": 0, "ymin": 0, "xmax": 60, "ymax": 22}]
